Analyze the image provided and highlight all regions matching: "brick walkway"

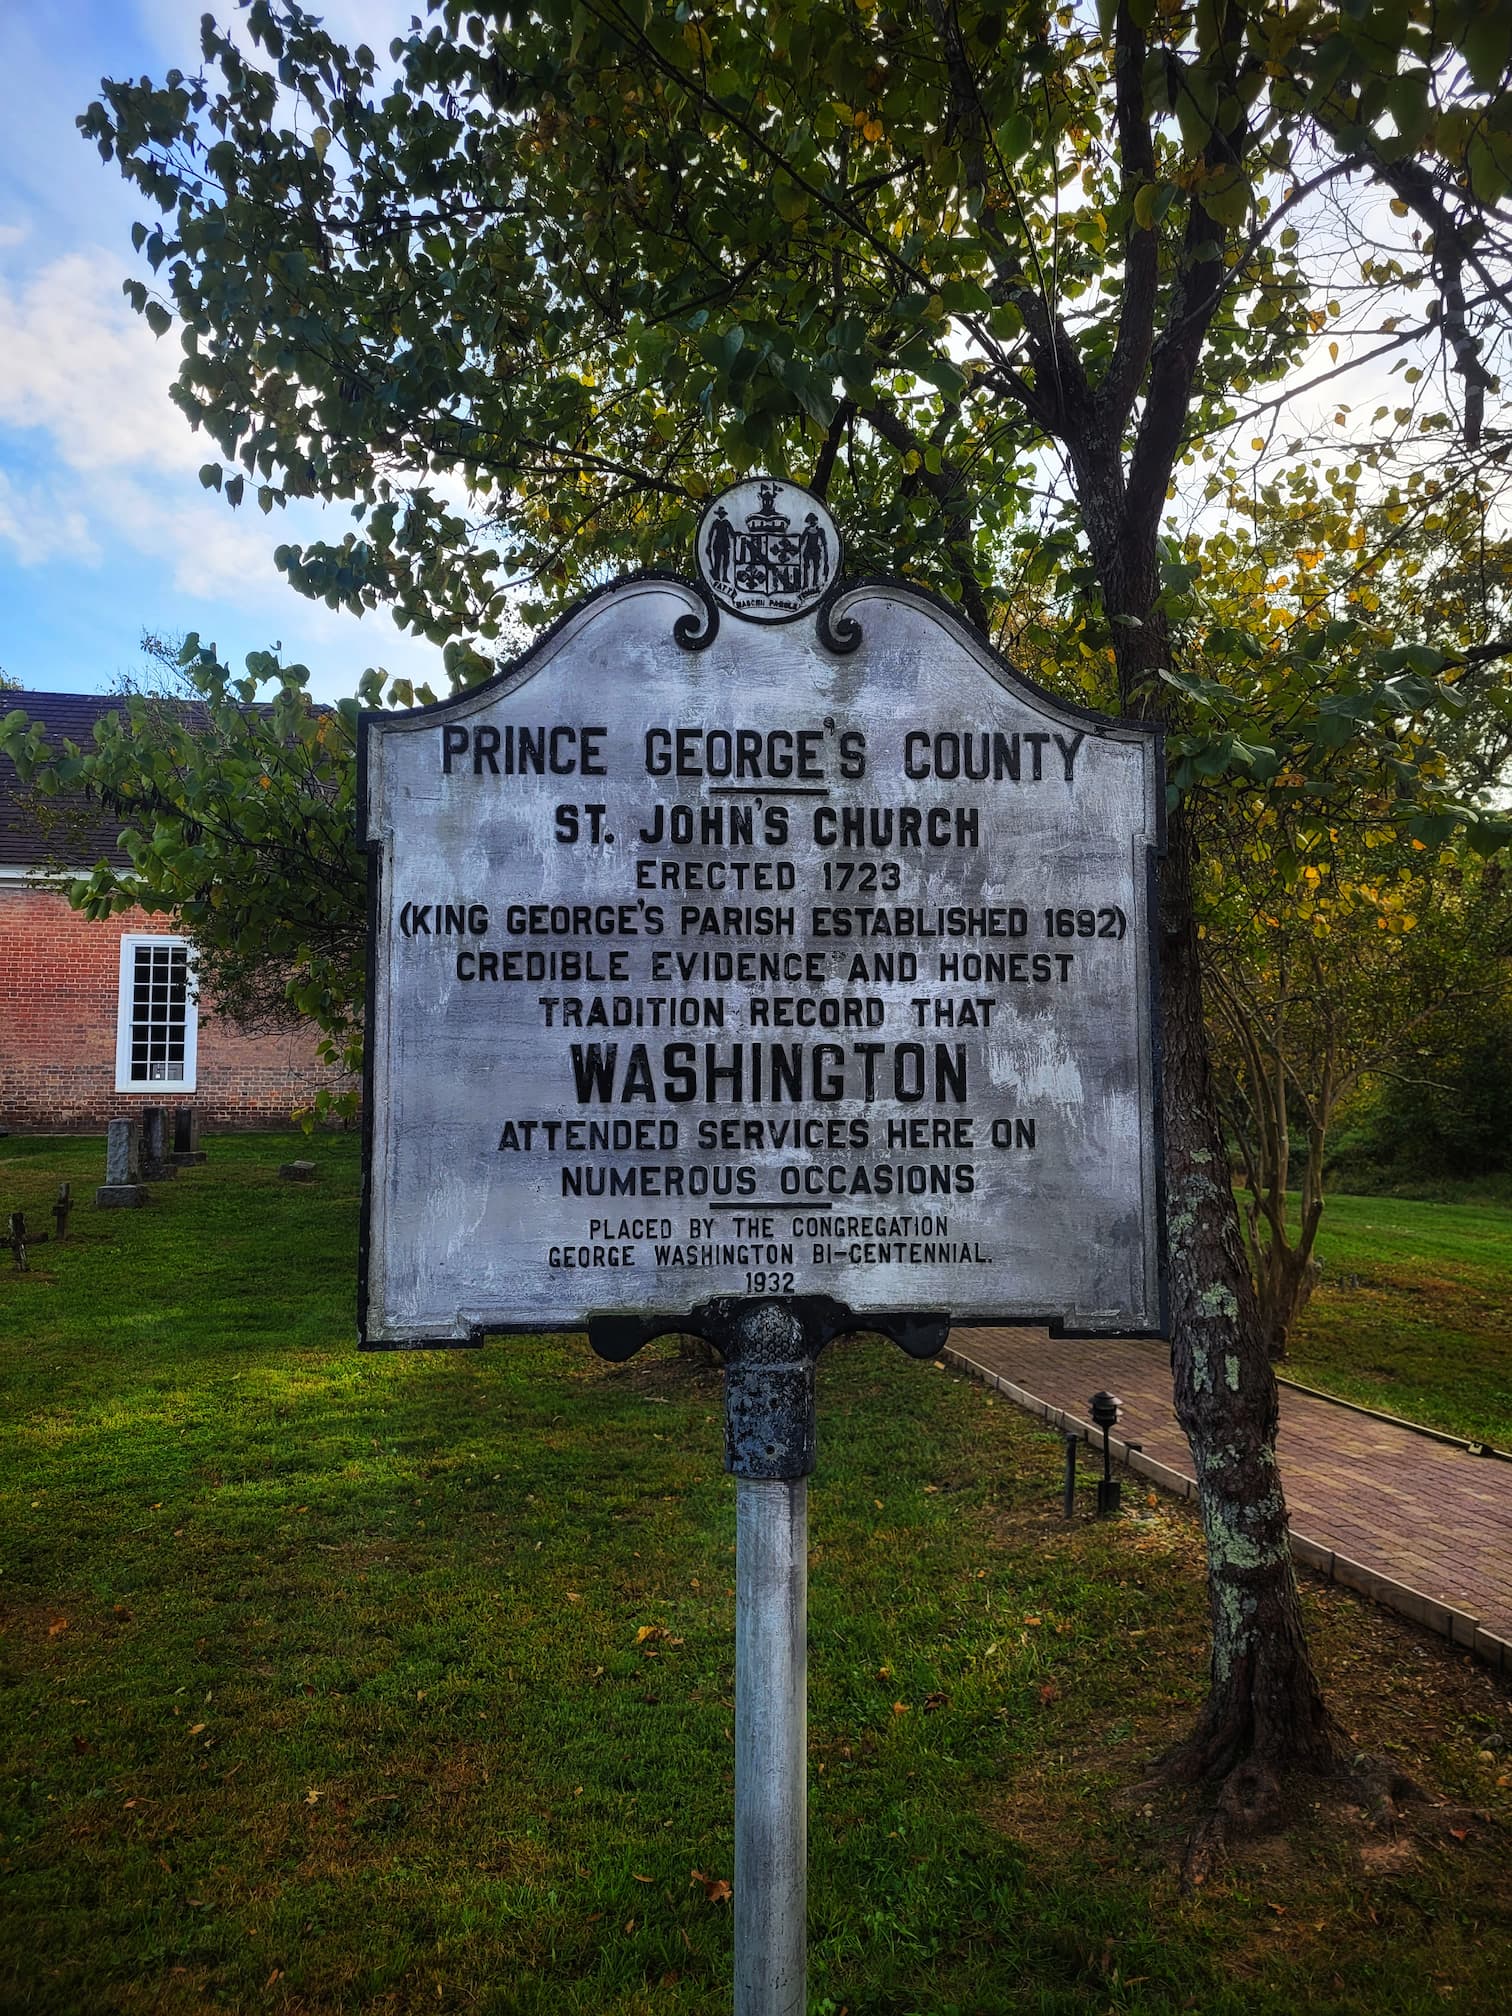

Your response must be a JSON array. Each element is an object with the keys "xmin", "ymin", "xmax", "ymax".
[{"xmin": 947, "ymin": 1326, "xmax": 1512, "ymax": 1673}]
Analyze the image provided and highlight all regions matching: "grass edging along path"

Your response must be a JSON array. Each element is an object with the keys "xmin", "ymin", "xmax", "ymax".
[
  {"xmin": 1, "ymin": 1133, "xmax": 1510, "ymax": 2015},
  {"xmin": 1281, "ymin": 1193, "xmax": 1512, "ymax": 1453}
]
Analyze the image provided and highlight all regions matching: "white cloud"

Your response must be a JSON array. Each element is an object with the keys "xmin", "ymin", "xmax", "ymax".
[
  {"xmin": 0, "ymin": 468, "xmax": 99, "ymax": 567},
  {"xmin": 0, "ymin": 248, "xmax": 199, "ymax": 478}
]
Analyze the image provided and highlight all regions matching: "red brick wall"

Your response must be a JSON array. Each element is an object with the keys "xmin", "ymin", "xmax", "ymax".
[{"xmin": 0, "ymin": 883, "xmax": 349, "ymax": 1131}]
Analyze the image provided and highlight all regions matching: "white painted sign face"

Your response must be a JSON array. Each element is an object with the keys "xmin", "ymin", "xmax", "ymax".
[{"xmin": 360, "ymin": 501, "xmax": 1164, "ymax": 1345}]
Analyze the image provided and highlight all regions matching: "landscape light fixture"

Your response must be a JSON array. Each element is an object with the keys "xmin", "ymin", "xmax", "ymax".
[{"xmin": 1089, "ymin": 1390, "xmax": 1123, "ymax": 1518}]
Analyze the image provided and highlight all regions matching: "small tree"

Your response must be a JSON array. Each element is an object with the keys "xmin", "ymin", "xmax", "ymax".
[{"xmin": 1205, "ymin": 831, "xmax": 1512, "ymax": 1353}]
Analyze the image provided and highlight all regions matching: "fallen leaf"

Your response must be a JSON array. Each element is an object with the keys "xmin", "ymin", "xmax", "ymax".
[
  {"xmin": 305, "ymin": 1788, "xmax": 322, "ymax": 1806},
  {"xmin": 71, "ymin": 1734, "xmax": 93, "ymax": 1754},
  {"xmin": 690, "ymin": 1869, "xmax": 732, "ymax": 1904},
  {"xmin": 633, "ymin": 1873, "xmax": 653, "ymax": 1884},
  {"xmin": 624, "ymin": 1918, "xmax": 635, "ymax": 1934},
  {"xmin": 1039, "ymin": 1682, "xmax": 1060, "ymax": 1705},
  {"xmin": 123, "ymin": 1798, "xmax": 138, "ymax": 1809},
  {"xmin": 892, "ymin": 1701, "xmax": 910, "ymax": 1716},
  {"xmin": 265, "ymin": 1970, "xmax": 283, "ymax": 1989},
  {"xmin": 566, "ymin": 1592, "xmax": 582, "ymax": 1603},
  {"xmin": 1024, "ymin": 1615, "xmax": 1043, "ymax": 1627},
  {"xmin": 47, "ymin": 1618, "xmax": 69, "ymax": 1638},
  {"xmin": 636, "ymin": 1625, "xmax": 667, "ymax": 1644},
  {"xmin": 187, "ymin": 1723, "xmax": 206, "ymax": 1737},
  {"xmin": 1266, "ymin": 1901, "xmax": 1287, "ymax": 1915},
  {"xmin": 1448, "ymin": 1826, "xmax": 1468, "ymax": 1841},
  {"xmin": 923, "ymin": 1691, "xmax": 947, "ymax": 1711}
]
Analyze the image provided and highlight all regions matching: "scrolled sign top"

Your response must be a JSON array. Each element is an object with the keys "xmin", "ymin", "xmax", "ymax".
[
  {"xmin": 696, "ymin": 478, "xmax": 841, "ymax": 624},
  {"xmin": 359, "ymin": 487, "xmax": 1165, "ymax": 1351}
]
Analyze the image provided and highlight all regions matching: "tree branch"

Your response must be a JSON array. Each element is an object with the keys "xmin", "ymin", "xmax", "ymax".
[{"xmin": 1099, "ymin": 0, "xmax": 1159, "ymax": 428}]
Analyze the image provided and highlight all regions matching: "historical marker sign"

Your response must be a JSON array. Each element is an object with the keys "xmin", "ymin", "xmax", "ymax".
[{"xmin": 359, "ymin": 481, "xmax": 1165, "ymax": 1348}]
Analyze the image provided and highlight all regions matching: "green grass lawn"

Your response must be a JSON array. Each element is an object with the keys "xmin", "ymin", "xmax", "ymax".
[
  {"xmin": 1286, "ymin": 1194, "xmax": 1512, "ymax": 1450},
  {"xmin": 1, "ymin": 1134, "xmax": 1509, "ymax": 2015}
]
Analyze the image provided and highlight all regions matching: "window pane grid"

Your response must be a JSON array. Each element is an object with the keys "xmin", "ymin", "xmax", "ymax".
[{"xmin": 128, "ymin": 942, "xmax": 190, "ymax": 1083}]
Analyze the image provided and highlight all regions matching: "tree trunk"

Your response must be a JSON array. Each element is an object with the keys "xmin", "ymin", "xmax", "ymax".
[
  {"xmin": 1069, "ymin": 435, "xmax": 1343, "ymax": 1797},
  {"xmin": 1257, "ymin": 1238, "xmax": 1321, "ymax": 1361},
  {"xmin": 1155, "ymin": 809, "xmax": 1343, "ymax": 1784}
]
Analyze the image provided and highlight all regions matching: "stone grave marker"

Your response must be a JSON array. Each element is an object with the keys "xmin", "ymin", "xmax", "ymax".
[
  {"xmin": 96, "ymin": 1118, "xmax": 150, "ymax": 1209},
  {"xmin": 139, "ymin": 1107, "xmax": 178, "ymax": 1181},
  {"xmin": 171, "ymin": 1108, "xmax": 207, "ymax": 1166}
]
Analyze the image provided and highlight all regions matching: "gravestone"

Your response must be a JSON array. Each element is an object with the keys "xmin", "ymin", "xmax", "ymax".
[
  {"xmin": 139, "ymin": 1107, "xmax": 178, "ymax": 1181},
  {"xmin": 51, "ymin": 1184, "xmax": 72, "ymax": 1242},
  {"xmin": 170, "ymin": 1107, "xmax": 207, "ymax": 1166},
  {"xmin": 96, "ymin": 1118, "xmax": 150, "ymax": 1209},
  {"xmin": 279, "ymin": 1160, "xmax": 318, "ymax": 1182}
]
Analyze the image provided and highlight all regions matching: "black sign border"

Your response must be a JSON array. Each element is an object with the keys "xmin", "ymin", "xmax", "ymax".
[{"xmin": 356, "ymin": 568, "xmax": 1168, "ymax": 1352}]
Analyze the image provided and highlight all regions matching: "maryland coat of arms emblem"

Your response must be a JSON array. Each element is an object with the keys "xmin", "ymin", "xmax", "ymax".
[{"xmin": 696, "ymin": 478, "xmax": 841, "ymax": 622}]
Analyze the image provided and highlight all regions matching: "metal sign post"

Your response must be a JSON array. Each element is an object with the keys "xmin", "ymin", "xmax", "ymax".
[
  {"xmin": 592, "ymin": 1295, "xmax": 945, "ymax": 2012},
  {"xmin": 357, "ymin": 476, "xmax": 1165, "ymax": 2013},
  {"xmin": 728, "ymin": 1303, "xmax": 809, "ymax": 2016}
]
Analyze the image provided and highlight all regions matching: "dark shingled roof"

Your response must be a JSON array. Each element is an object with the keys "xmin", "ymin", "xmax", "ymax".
[{"xmin": 0, "ymin": 689, "xmax": 167, "ymax": 871}]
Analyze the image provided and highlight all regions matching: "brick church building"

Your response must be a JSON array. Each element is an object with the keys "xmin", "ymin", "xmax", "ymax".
[{"xmin": 1, "ymin": 690, "xmax": 342, "ymax": 1132}]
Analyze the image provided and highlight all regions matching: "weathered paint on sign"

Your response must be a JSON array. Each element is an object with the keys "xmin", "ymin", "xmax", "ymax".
[{"xmin": 359, "ymin": 558, "xmax": 1164, "ymax": 1345}]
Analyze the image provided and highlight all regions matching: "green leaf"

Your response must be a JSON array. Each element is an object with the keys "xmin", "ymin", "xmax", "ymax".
[
  {"xmin": 143, "ymin": 301, "xmax": 172, "ymax": 338},
  {"xmin": 1133, "ymin": 181, "xmax": 1175, "ymax": 230},
  {"xmin": 1461, "ymin": 14, "xmax": 1511, "ymax": 94},
  {"xmin": 1000, "ymin": 112, "xmax": 1032, "ymax": 160},
  {"xmin": 1198, "ymin": 168, "xmax": 1249, "ymax": 229},
  {"xmin": 771, "ymin": 172, "xmax": 808, "ymax": 224}
]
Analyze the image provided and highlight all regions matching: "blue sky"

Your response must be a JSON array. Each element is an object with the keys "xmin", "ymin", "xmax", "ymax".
[{"xmin": 0, "ymin": 0, "xmax": 444, "ymax": 704}]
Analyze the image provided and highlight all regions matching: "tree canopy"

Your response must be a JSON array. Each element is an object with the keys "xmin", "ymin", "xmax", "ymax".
[{"xmin": 81, "ymin": 4, "xmax": 1512, "ymax": 741}]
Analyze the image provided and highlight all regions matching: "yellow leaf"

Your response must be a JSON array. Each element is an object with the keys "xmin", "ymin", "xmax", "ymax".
[
  {"xmin": 1251, "ymin": 437, "xmax": 1265, "ymax": 451},
  {"xmin": 892, "ymin": 1700, "xmax": 910, "ymax": 1715}
]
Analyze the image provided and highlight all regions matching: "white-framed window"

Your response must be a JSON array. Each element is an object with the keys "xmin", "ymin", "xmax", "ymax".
[{"xmin": 114, "ymin": 934, "xmax": 199, "ymax": 1093}]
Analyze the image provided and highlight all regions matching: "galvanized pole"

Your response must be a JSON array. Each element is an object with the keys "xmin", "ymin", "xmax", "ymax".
[
  {"xmin": 721, "ymin": 1301, "xmax": 817, "ymax": 2016},
  {"xmin": 734, "ymin": 1477, "xmax": 807, "ymax": 2015}
]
